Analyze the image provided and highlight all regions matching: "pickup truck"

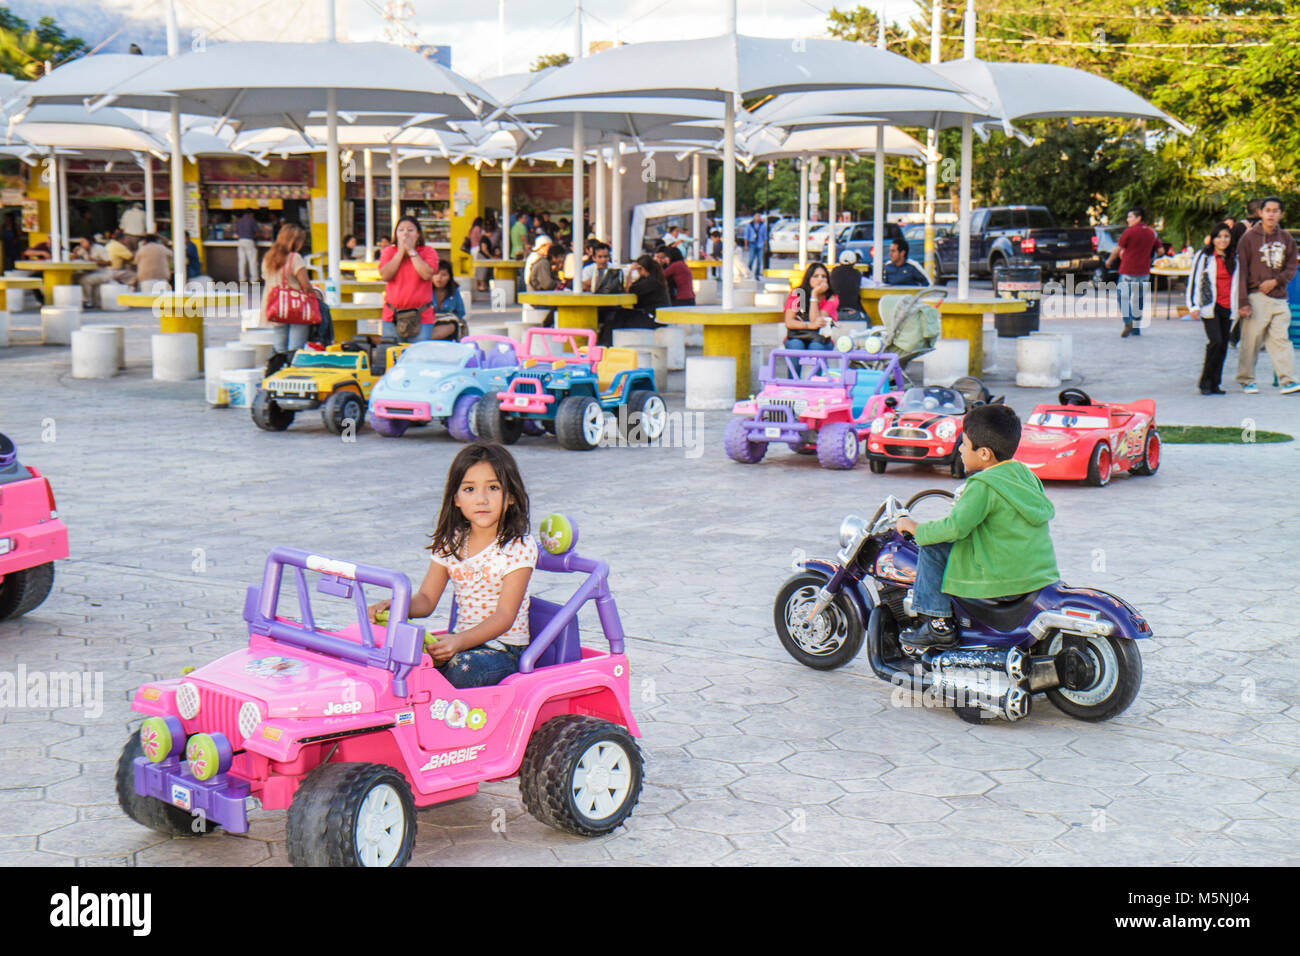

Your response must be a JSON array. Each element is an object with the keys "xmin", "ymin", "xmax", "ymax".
[{"xmin": 933, "ymin": 206, "xmax": 1097, "ymax": 281}]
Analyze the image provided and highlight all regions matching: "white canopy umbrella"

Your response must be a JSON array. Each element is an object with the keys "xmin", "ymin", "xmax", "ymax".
[{"xmin": 507, "ymin": 29, "xmax": 962, "ymax": 308}]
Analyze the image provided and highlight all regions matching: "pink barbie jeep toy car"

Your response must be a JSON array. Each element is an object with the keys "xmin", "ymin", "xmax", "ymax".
[
  {"xmin": 117, "ymin": 514, "xmax": 643, "ymax": 866},
  {"xmin": 0, "ymin": 433, "xmax": 68, "ymax": 621}
]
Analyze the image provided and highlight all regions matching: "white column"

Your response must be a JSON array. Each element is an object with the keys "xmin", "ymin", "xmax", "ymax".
[
  {"xmin": 143, "ymin": 159, "xmax": 156, "ymax": 234},
  {"xmin": 593, "ymin": 145, "xmax": 606, "ymax": 241},
  {"xmin": 827, "ymin": 157, "xmax": 837, "ymax": 264},
  {"xmin": 57, "ymin": 155, "xmax": 70, "ymax": 258},
  {"xmin": 501, "ymin": 159, "xmax": 511, "ymax": 257},
  {"xmin": 389, "ymin": 145, "xmax": 400, "ymax": 240},
  {"xmin": 798, "ymin": 157, "xmax": 809, "ymax": 271},
  {"xmin": 692, "ymin": 154, "xmax": 703, "ymax": 260},
  {"xmin": 167, "ymin": 0, "xmax": 185, "ymax": 292},
  {"xmin": 873, "ymin": 19, "xmax": 886, "ymax": 285},
  {"xmin": 363, "ymin": 148, "xmax": 374, "ymax": 260},
  {"xmin": 572, "ymin": 118, "xmax": 584, "ymax": 249},
  {"xmin": 47, "ymin": 151, "xmax": 62, "ymax": 262},
  {"xmin": 326, "ymin": 87, "xmax": 341, "ymax": 296},
  {"xmin": 610, "ymin": 140, "xmax": 623, "ymax": 264},
  {"xmin": 722, "ymin": 96, "xmax": 736, "ymax": 310},
  {"xmin": 924, "ymin": 0, "xmax": 941, "ymax": 276},
  {"xmin": 957, "ymin": 0, "xmax": 975, "ymax": 298}
]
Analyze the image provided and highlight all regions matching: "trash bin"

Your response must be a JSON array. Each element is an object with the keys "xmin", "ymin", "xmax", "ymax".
[{"xmin": 993, "ymin": 264, "xmax": 1043, "ymax": 337}]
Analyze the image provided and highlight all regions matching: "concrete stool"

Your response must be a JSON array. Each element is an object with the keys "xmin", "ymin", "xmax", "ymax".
[
  {"xmin": 683, "ymin": 323, "xmax": 704, "ymax": 348},
  {"xmin": 982, "ymin": 326, "xmax": 999, "ymax": 374},
  {"xmin": 695, "ymin": 281, "xmax": 719, "ymax": 305},
  {"xmin": 351, "ymin": 292, "xmax": 383, "ymax": 307},
  {"xmin": 469, "ymin": 323, "xmax": 509, "ymax": 338},
  {"xmin": 685, "ymin": 355, "xmax": 737, "ymax": 410},
  {"xmin": 636, "ymin": 345, "xmax": 669, "ymax": 390},
  {"xmin": 52, "ymin": 285, "xmax": 83, "ymax": 310},
  {"xmin": 100, "ymin": 283, "xmax": 132, "ymax": 311},
  {"xmin": 70, "ymin": 328, "xmax": 120, "ymax": 379},
  {"xmin": 731, "ymin": 289, "xmax": 756, "ymax": 307},
  {"xmin": 1030, "ymin": 331, "xmax": 1071, "ymax": 381},
  {"xmin": 221, "ymin": 368, "xmax": 263, "ymax": 408},
  {"xmin": 0, "ymin": 312, "xmax": 8, "ymax": 348},
  {"xmin": 152, "ymin": 332, "xmax": 200, "ymax": 381},
  {"xmin": 185, "ymin": 277, "xmax": 215, "ymax": 294},
  {"xmin": 1016, "ymin": 336, "xmax": 1061, "ymax": 388},
  {"xmin": 82, "ymin": 324, "xmax": 126, "ymax": 370},
  {"xmin": 489, "ymin": 279, "xmax": 516, "ymax": 309},
  {"xmin": 240, "ymin": 308, "xmax": 266, "ymax": 331},
  {"xmin": 41, "ymin": 307, "xmax": 81, "ymax": 346},
  {"xmin": 923, "ymin": 338, "xmax": 970, "ymax": 387},
  {"xmin": 655, "ymin": 324, "xmax": 686, "ymax": 370},
  {"xmin": 612, "ymin": 329, "xmax": 657, "ymax": 350},
  {"xmin": 754, "ymin": 290, "xmax": 786, "ymax": 309},
  {"xmin": 140, "ymin": 279, "xmax": 171, "ymax": 296},
  {"xmin": 504, "ymin": 321, "xmax": 528, "ymax": 344},
  {"xmin": 5, "ymin": 271, "xmax": 26, "ymax": 313},
  {"xmin": 206, "ymin": 344, "xmax": 258, "ymax": 404}
]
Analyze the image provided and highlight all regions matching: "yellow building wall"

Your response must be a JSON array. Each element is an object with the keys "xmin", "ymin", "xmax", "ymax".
[
  {"xmin": 183, "ymin": 158, "xmax": 205, "ymax": 271},
  {"xmin": 448, "ymin": 162, "xmax": 481, "ymax": 279}
]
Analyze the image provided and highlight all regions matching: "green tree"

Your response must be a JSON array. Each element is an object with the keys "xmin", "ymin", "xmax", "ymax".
[
  {"xmin": 0, "ymin": 11, "xmax": 85, "ymax": 79},
  {"xmin": 530, "ymin": 52, "xmax": 571, "ymax": 72}
]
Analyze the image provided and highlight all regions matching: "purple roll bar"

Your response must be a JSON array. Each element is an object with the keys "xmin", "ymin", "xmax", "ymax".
[
  {"xmin": 519, "ymin": 548, "xmax": 625, "ymax": 673},
  {"xmin": 242, "ymin": 546, "xmax": 425, "ymax": 697}
]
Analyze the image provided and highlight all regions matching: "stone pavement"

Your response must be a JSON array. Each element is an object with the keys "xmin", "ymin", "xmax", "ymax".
[{"xmin": 0, "ymin": 301, "xmax": 1297, "ymax": 866}]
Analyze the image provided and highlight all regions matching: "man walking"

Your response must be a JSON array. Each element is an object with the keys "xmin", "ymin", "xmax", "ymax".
[
  {"xmin": 1234, "ymin": 196, "xmax": 1300, "ymax": 394},
  {"xmin": 235, "ymin": 210, "xmax": 259, "ymax": 284},
  {"xmin": 742, "ymin": 213, "xmax": 767, "ymax": 279},
  {"xmin": 1105, "ymin": 207, "xmax": 1161, "ymax": 338}
]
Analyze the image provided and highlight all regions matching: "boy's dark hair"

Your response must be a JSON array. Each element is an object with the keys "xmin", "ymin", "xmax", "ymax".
[
  {"xmin": 592, "ymin": 241, "xmax": 610, "ymax": 254},
  {"xmin": 427, "ymin": 442, "xmax": 530, "ymax": 558},
  {"xmin": 547, "ymin": 243, "xmax": 567, "ymax": 261},
  {"xmin": 964, "ymin": 404, "xmax": 1021, "ymax": 462},
  {"xmin": 1260, "ymin": 196, "xmax": 1284, "ymax": 212}
]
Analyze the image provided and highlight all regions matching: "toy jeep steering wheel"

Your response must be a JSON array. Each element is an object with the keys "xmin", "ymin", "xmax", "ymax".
[{"xmin": 1058, "ymin": 388, "xmax": 1093, "ymax": 407}]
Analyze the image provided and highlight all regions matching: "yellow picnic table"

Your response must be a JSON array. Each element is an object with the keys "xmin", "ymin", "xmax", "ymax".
[
  {"xmin": 15, "ymin": 261, "xmax": 98, "ymax": 302},
  {"xmin": 655, "ymin": 305, "xmax": 787, "ymax": 398},
  {"xmin": 686, "ymin": 259, "xmax": 722, "ymax": 280},
  {"xmin": 857, "ymin": 288, "xmax": 1027, "ymax": 375},
  {"xmin": 339, "ymin": 260, "xmax": 382, "ymax": 281},
  {"xmin": 116, "ymin": 291, "xmax": 245, "ymax": 371},
  {"xmin": 472, "ymin": 259, "xmax": 526, "ymax": 281},
  {"xmin": 327, "ymin": 303, "xmax": 383, "ymax": 343},
  {"xmin": 517, "ymin": 291, "xmax": 636, "ymax": 332},
  {"xmin": 338, "ymin": 280, "xmax": 386, "ymax": 302}
]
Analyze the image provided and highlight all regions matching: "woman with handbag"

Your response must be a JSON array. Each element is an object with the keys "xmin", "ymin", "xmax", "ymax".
[
  {"xmin": 378, "ymin": 215, "xmax": 442, "ymax": 342},
  {"xmin": 262, "ymin": 223, "xmax": 324, "ymax": 353}
]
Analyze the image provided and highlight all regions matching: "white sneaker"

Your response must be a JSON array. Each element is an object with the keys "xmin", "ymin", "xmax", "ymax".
[{"xmin": 1281, "ymin": 382, "xmax": 1300, "ymax": 395}]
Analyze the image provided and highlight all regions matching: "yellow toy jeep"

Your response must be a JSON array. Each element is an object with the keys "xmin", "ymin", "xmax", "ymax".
[{"xmin": 252, "ymin": 340, "xmax": 407, "ymax": 434}]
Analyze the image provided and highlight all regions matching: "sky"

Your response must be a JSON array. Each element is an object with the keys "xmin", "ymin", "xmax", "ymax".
[{"xmin": 16, "ymin": 0, "xmax": 896, "ymax": 83}]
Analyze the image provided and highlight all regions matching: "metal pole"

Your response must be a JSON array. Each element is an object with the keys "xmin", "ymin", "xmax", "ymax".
[
  {"xmin": 363, "ymin": 148, "xmax": 373, "ymax": 260},
  {"xmin": 593, "ymin": 145, "xmax": 606, "ymax": 241},
  {"xmin": 924, "ymin": 0, "xmax": 941, "ymax": 276},
  {"xmin": 47, "ymin": 151, "xmax": 62, "ymax": 262},
  {"xmin": 167, "ymin": 0, "xmax": 185, "ymax": 292},
  {"xmin": 58, "ymin": 155, "xmax": 70, "ymax": 259},
  {"xmin": 957, "ymin": 0, "xmax": 974, "ymax": 298},
  {"xmin": 389, "ymin": 145, "xmax": 400, "ymax": 241},
  {"xmin": 827, "ymin": 157, "xmax": 837, "ymax": 264},
  {"xmin": 501, "ymin": 159, "xmax": 511, "ymax": 257},
  {"xmin": 610, "ymin": 139, "xmax": 622, "ymax": 264},
  {"xmin": 798, "ymin": 156, "xmax": 808, "ymax": 271},
  {"xmin": 571, "ymin": 0, "xmax": 584, "ymax": 251},
  {"xmin": 692, "ymin": 153, "xmax": 703, "ymax": 260},
  {"xmin": 143, "ymin": 158, "xmax": 156, "ymax": 234},
  {"xmin": 873, "ymin": 18, "xmax": 886, "ymax": 285},
  {"xmin": 722, "ymin": 97, "xmax": 736, "ymax": 310},
  {"xmin": 327, "ymin": 87, "xmax": 341, "ymax": 297}
]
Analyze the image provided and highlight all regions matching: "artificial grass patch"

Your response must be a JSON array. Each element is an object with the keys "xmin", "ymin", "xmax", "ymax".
[{"xmin": 1160, "ymin": 425, "xmax": 1292, "ymax": 444}]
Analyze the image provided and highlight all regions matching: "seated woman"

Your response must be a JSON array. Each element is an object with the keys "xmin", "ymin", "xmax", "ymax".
[
  {"xmin": 782, "ymin": 261, "xmax": 840, "ymax": 356},
  {"xmin": 430, "ymin": 261, "xmax": 467, "ymax": 339},
  {"xmin": 656, "ymin": 244, "xmax": 696, "ymax": 306},
  {"xmin": 598, "ymin": 255, "xmax": 668, "ymax": 347}
]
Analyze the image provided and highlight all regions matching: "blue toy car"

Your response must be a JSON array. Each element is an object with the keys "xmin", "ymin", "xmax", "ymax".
[
  {"xmin": 368, "ymin": 335, "xmax": 520, "ymax": 440},
  {"xmin": 472, "ymin": 328, "xmax": 666, "ymax": 451}
]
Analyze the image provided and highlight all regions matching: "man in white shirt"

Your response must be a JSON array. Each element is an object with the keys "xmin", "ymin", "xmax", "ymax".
[
  {"xmin": 119, "ymin": 202, "xmax": 147, "ymax": 237},
  {"xmin": 580, "ymin": 242, "xmax": 622, "ymax": 292}
]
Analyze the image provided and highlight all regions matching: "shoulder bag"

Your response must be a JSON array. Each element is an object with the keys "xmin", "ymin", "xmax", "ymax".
[{"xmin": 266, "ymin": 255, "xmax": 320, "ymax": 325}]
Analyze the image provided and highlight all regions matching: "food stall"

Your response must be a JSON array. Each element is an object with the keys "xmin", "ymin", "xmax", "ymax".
[{"xmin": 200, "ymin": 157, "xmax": 313, "ymax": 282}]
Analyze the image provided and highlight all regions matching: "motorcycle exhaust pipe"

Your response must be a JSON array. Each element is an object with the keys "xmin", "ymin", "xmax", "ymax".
[
  {"xmin": 932, "ymin": 669, "xmax": 1031, "ymax": 721},
  {"xmin": 931, "ymin": 646, "xmax": 1028, "ymax": 683}
]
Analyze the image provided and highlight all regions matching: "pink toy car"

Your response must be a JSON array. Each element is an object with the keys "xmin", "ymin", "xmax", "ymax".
[
  {"xmin": 0, "ymin": 433, "xmax": 68, "ymax": 621},
  {"xmin": 117, "ymin": 514, "xmax": 643, "ymax": 866}
]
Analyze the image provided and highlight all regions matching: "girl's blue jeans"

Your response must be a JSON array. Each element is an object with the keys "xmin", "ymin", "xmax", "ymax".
[
  {"xmin": 438, "ymin": 642, "xmax": 526, "ymax": 688},
  {"xmin": 911, "ymin": 541, "xmax": 954, "ymax": 618}
]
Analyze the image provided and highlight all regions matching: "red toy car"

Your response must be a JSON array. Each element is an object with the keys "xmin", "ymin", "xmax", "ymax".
[
  {"xmin": 864, "ymin": 378, "xmax": 998, "ymax": 478},
  {"xmin": 1014, "ymin": 389, "xmax": 1160, "ymax": 486},
  {"xmin": 0, "ymin": 432, "xmax": 68, "ymax": 620}
]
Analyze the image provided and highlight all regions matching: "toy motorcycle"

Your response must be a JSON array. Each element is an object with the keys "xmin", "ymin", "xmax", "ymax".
[{"xmin": 774, "ymin": 491, "xmax": 1150, "ymax": 722}]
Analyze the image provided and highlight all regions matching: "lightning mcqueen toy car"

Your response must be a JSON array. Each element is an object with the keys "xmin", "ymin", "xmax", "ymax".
[{"xmin": 1014, "ymin": 388, "xmax": 1160, "ymax": 487}]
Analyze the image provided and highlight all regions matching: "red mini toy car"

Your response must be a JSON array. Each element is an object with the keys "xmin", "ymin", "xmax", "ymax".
[
  {"xmin": 0, "ymin": 432, "xmax": 68, "ymax": 620},
  {"xmin": 864, "ymin": 378, "xmax": 998, "ymax": 478},
  {"xmin": 1014, "ymin": 388, "xmax": 1160, "ymax": 486}
]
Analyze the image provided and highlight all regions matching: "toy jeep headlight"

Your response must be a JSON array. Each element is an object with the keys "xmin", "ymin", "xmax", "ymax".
[
  {"xmin": 871, "ymin": 417, "xmax": 886, "ymax": 434},
  {"xmin": 176, "ymin": 681, "xmax": 200, "ymax": 719},
  {"xmin": 935, "ymin": 420, "xmax": 957, "ymax": 441},
  {"xmin": 238, "ymin": 701, "xmax": 264, "ymax": 739}
]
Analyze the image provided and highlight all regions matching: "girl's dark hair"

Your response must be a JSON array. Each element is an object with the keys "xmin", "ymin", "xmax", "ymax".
[
  {"xmin": 796, "ymin": 261, "xmax": 831, "ymax": 308},
  {"xmin": 433, "ymin": 259, "xmax": 459, "ymax": 297},
  {"xmin": 666, "ymin": 244, "xmax": 685, "ymax": 263},
  {"xmin": 427, "ymin": 442, "xmax": 530, "ymax": 558},
  {"xmin": 635, "ymin": 254, "xmax": 667, "ymax": 289},
  {"xmin": 392, "ymin": 215, "xmax": 425, "ymax": 247},
  {"xmin": 1205, "ymin": 221, "xmax": 1233, "ymax": 249}
]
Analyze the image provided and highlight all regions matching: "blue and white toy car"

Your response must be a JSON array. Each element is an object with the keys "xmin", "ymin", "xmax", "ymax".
[{"xmin": 367, "ymin": 336, "xmax": 520, "ymax": 440}]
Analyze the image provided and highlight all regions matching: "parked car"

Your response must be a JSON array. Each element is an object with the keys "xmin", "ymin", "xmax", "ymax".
[
  {"xmin": 826, "ymin": 221, "xmax": 905, "ymax": 266},
  {"xmin": 900, "ymin": 222, "xmax": 955, "ymax": 249},
  {"xmin": 0, "ymin": 432, "xmax": 68, "ymax": 621},
  {"xmin": 1090, "ymin": 224, "xmax": 1126, "ymax": 283},
  {"xmin": 770, "ymin": 219, "xmax": 829, "ymax": 256},
  {"xmin": 933, "ymin": 206, "xmax": 1096, "ymax": 281}
]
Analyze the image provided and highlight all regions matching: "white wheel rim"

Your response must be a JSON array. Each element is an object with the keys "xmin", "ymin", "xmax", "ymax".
[
  {"xmin": 641, "ymin": 396, "xmax": 667, "ymax": 439},
  {"xmin": 843, "ymin": 430, "xmax": 858, "ymax": 459},
  {"xmin": 784, "ymin": 585, "xmax": 849, "ymax": 656},
  {"xmin": 582, "ymin": 402, "xmax": 605, "ymax": 445},
  {"xmin": 355, "ymin": 783, "xmax": 405, "ymax": 867},
  {"xmin": 572, "ymin": 740, "xmax": 633, "ymax": 821},
  {"xmin": 1048, "ymin": 634, "xmax": 1120, "ymax": 707}
]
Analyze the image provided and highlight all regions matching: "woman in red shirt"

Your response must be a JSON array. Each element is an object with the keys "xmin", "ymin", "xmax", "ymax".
[
  {"xmin": 378, "ymin": 216, "xmax": 446, "ymax": 341},
  {"xmin": 1186, "ymin": 222, "xmax": 1234, "ymax": 395}
]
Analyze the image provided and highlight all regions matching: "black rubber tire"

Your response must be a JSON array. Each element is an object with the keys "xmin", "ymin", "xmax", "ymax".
[
  {"xmin": 1129, "ymin": 428, "xmax": 1160, "ymax": 477},
  {"xmin": 868, "ymin": 458, "xmax": 887, "ymax": 474},
  {"xmin": 950, "ymin": 452, "xmax": 966, "ymax": 479},
  {"xmin": 555, "ymin": 395, "xmax": 603, "ymax": 451},
  {"xmin": 250, "ymin": 389, "xmax": 294, "ymax": 431},
  {"xmin": 321, "ymin": 389, "xmax": 365, "ymax": 436},
  {"xmin": 988, "ymin": 254, "xmax": 1006, "ymax": 278},
  {"xmin": 773, "ymin": 572, "xmax": 865, "ymax": 670},
  {"xmin": 287, "ymin": 762, "xmax": 416, "ymax": 867},
  {"xmin": 519, "ymin": 715, "xmax": 643, "ymax": 836},
  {"xmin": 0, "ymin": 561, "xmax": 55, "ymax": 621},
  {"xmin": 1084, "ymin": 441, "xmax": 1111, "ymax": 487},
  {"xmin": 622, "ymin": 390, "xmax": 666, "ymax": 442},
  {"xmin": 115, "ymin": 733, "xmax": 217, "ymax": 836},
  {"xmin": 1045, "ymin": 636, "xmax": 1143, "ymax": 722},
  {"xmin": 472, "ymin": 391, "xmax": 523, "ymax": 445}
]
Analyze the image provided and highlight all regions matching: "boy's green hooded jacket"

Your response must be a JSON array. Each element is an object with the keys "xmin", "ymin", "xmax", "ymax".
[{"xmin": 912, "ymin": 460, "xmax": 1059, "ymax": 598}]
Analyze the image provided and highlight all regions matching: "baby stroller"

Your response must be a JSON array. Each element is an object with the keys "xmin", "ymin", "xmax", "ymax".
[{"xmin": 834, "ymin": 286, "xmax": 946, "ymax": 372}]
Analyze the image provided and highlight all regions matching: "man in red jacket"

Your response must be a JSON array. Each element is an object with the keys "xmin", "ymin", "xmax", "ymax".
[
  {"xmin": 1234, "ymin": 197, "xmax": 1300, "ymax": 395},
  {"xmin": 1105, "ymin": 207, "xmax": 1161, "ymax": 339}
]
